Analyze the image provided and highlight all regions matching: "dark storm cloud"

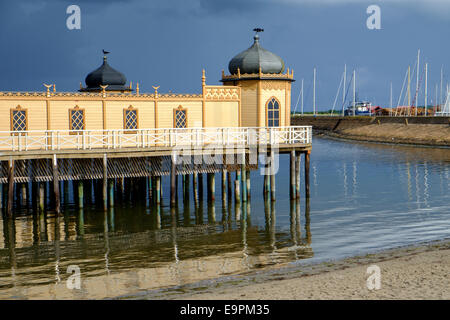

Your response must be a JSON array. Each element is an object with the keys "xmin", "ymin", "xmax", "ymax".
[{"xmin": 0, "ymin": 0, "xmax": 448, "ymax": 108}]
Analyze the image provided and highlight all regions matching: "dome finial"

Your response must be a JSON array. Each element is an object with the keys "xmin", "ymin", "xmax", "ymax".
[
  {"xmin": 102, "ymin": 49, "xmax": 110, "ymax": 62},
  {"xmin": 253, "ymin": 27, "xmax": 263, "ymax": 43}
]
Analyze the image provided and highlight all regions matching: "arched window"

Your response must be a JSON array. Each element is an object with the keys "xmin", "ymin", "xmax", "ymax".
[
  {"xmin": 124, "ymin": 105, "xmax": 138, "ymax": 132},
  {"xmin": 174, "ymin": 106, "xmax": 187, "ymax": 128},
  {"xmin": 69, "ymin": 106, "xmax": 85, "ymax": 133},
  {"xmin": 266, "ymin": 97, "xmax": 280, "ymax": 127},
  {"xmin": 11, "ymin": 105, "xmax": 28, "ymax": 134}
]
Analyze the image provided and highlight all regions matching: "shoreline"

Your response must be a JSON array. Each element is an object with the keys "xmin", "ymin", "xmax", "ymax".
[
  {"xmin": 291, "ymin": 116, "xmax": 450, "ymax": 148},
  {"xmin": 123, "ymin": 239, "xmax": 450, "ymax": 300},
  {"xmin": 315, "ymin": 129, "xmax": 450, "ymax": 148},
  {"xmin": 314, "ymin": 130, "xmax": 450, "ymax": 148}
]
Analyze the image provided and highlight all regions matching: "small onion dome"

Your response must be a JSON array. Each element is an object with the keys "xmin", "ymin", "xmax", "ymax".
[
  {"xmin": 228, "ymin": 34, "xmax": 285, "ymax": 75},
  {"xmin": 80, "ymin": 55, "xmax": 132, "ymax": 92}
]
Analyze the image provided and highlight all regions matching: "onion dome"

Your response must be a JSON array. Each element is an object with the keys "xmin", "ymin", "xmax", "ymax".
[
  {"xmin": 228, "ymin": 34, "xmax": 285, "ymax": 75},
  {"xmin": 80, "ymin": 54, "xmax": 131, "ymax": 92}
]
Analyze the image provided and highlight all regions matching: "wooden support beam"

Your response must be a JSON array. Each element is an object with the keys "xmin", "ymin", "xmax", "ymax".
[
  {"xmin": 52, "ymin": 154, "xmax": 60, "ymax": 214},
  {"xmin": 184, "ymin": 174, "xmax": 190, "ymax": 202},
  {"xmin": 193, "ymin": 172, "xmax": 199, "ymax": 207},
  {"xmin": 198, "ymin": 173, "xmax": 203, "ymax": 199},
  {"xmin": 108, "ymin": 180, "xmax": 114, "ymax": 207},
  {"xmin": 156, "ymin": 176, "xmax": 161, "ymax": 205},
  {"xmin": 7, "ymin": 158, "xmax": 14, "ymax": 216},
  {"xmin": 241, "ymin": 164, "xmax": 247, "ymax": 203},
  {"xmin": 39, "ymin": 182, "xmax": 45, "ymax": 211},
  {"xmin": 148, "ymin": 177, "xmax": 152, "ymax": 202},
  {"xmin": 78, "ymin": 181, "xmax": 84, "ymax": 209},
  {"xmin": 0, "ymin": 183, "xmax": 3, "ymax": 210},
  {"xmin": 235, "ymin": 171, "xmax": 241, "ymax": 205},
  {"xmin": 207, "ymin": 173, "xmax": 215, "ymax": 202},
  {"xmin": 290, "ymin": 150, "xmax": 296, "ymax": 200},
  {"xmin": 270, "ymin": 149, "xmax": 276, "ymax": 202},
  {"xmin": 170, "ymin": 154, "xmax": 176, "ymax": 207},
  {"xmin": 246, "ymin": 170, "xmax": 251, "ymax": 201},
  {"xmin": 103, "ymin": 154, "xmax": 108, "ymax": 211},
  {"xmin": 21, "ymin": 183, "xmax": 27, "ymax": 206},
  {"xmin": 305, "ymin": 150, "xmax": 311, "ymax": 199},
  {"xmin": 295, "ymin": 151, "xmax": 301, "ymax": 199},
  {"xmin": 227, "ymin": 171, "xmax": 232, "ymax": 202},
  {"xmin": 222, "ymin": 169, "xmax": 227, "ymax": 204}
]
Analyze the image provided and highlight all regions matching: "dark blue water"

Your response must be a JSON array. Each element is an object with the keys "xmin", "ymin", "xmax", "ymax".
[{"xmin": 0, "ymin": 137, "xmax": 449, "ymax": 298}]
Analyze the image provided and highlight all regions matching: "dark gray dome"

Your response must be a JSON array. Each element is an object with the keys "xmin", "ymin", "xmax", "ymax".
[
  {"xmin": 81, "ymin": 56, "xmax": 131, "ymax": 92},
  {"xmin": 228, "ymin": 35, "xmax": 285, "ymax": 75}
]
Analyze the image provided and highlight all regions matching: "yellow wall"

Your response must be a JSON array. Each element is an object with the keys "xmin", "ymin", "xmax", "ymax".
[
  {"xmin": 205, "ymin": 101, "xmax": 239, "ymax": 127},
  {"xmin": 239, "ymin": 81, "xmax": 258, "ymax": 127},
  {"xmin": 0, "ymin": 100, "xmax": 47, "ymax": 134}
]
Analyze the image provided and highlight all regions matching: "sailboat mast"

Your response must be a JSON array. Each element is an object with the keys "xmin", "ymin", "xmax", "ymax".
[
  {"xmin": 407, "ymin": 65, "xmax": 411, "ymax": 115},
  {"xmin": 415, "ymin": 49, "xmax": 420, "ymax": 116},
  {"xmin": 301, "ymin": 78, "xmax": 304, "ymax": 115},
  {"xmin": 390, "ymin": 82, "xmax": 393, "ymax": 114},
  {"xmin": 313, "ymin": 67, "xmax": 316, "ymax": 115},
  {"xmin": 425, "ymin": 62, "xmax": 428, "ymax": 116},
  {"xmin": 343, "ymin": 64, "xmax": 346, "ymax": 106},
  {"xmin": 440, "ymin": 66, "xmax": 443, "ymax": 106},
  {"xmin": 353, "ymin": 69, "xmax": 356, "ymax": 117}
]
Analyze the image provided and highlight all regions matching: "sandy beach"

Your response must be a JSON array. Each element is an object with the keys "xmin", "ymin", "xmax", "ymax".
[{"xmin": 137, "ymin": 241, "xmax": 450, "ymax": 300}]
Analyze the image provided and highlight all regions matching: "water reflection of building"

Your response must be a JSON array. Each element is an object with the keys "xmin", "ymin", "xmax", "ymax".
[{"xmin": 0, "ymin": 197, "xmax": 312, "ymax": 299}]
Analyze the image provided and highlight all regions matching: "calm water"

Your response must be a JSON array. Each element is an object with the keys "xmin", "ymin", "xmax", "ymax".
[{"xmin": 0, "ymin": 137, "xmax": 449, "ymax": 299}]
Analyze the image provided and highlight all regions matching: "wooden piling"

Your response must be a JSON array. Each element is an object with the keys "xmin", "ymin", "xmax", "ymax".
[
  {"xmin": 295, "ymin": 151, "xmax": 301, "ymax": 199},
  {"xmin": 147, "ymin": 177, "xmax": 153, "ymax": 203},
  {"xmin": 156, "ymin": 176, "xmax": 161, "ymax": 205},
  {"xmin": 207, "ymin": 173, "xmax": 215, "ymax": 202},
  {"xmin": 246, "ymin": 170, "xmax": 251, "ymax": 200},
  {"xmin": 241, "ymin": 164, "xmax": 247, "ymax": 203},
  {"xmin": 0, "ymin": 183, "xmax": 3, "ymax": 210},
  {"xmin": 102, "ymin": 154, "xmax": 108, "ymax": 211},
  {"xmin": 198, "ymin": 173, "xmax": 203, "ymax": 199},
  {"xmin": 7, "ymin": 159, "xmax": 14, "ymax": 216},
  {"xmin": 78, "ymin": 181, "xmax": 84, "ymax": 209},
  {"xmin": 184, "ymin": 174, "xmax": 190, "ymax": 202},
  {"xmin": 234, "ymin": 178, "xmax": 241, "ymax": 205},
  {"xmin": 38, "ymin": 182, "xmax": 44, "ymax": 211},
  {"xmin": 290, "ymin": 150, "xmax": 296, "ymax": 200},
  {"xmin": 21, "ymin": 183, "xmax": 27, "ymax": 206},
  {"xmin": 270, "ymin": 149, "xmax": 276, "ymax": 202},
  {"xmin": 305, "ymin": 150, "xmax": 311, "ymax": 199},
  {"xmin": 193, "ymin": 172, "xmax": 199, "ymax": 207},
  {"xmin": 108, "ymin": 180, "xmax": 114, "ymax": 207},
  {"xmin": 227, "ymin": 171, "xmax": 232, "ymax": 202},
  {"xmin": 222, "ymin": 169, "xmax": 227, "ymax": 204},
  {"xmin": 52, "ymin": 155, "xmax": 60, "ymax": 214},
  {"xmin": 170, "ymin": 155, "xmax": 176, "ymax": 207}
]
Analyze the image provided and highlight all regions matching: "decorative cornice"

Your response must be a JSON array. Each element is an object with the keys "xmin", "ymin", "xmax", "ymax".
[
  {"xmin": 0, "ymin": 91, "xmax": 202, "ymax": 100},
  {"xmin": 221, "ymin": 69, "xmax": 294, "ymax": 82},
  {"xmin": 205, "ymin": 86, "xmax": 240, "ymax": 100}
]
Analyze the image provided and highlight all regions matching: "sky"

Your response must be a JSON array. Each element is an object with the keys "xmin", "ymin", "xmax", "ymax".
[{"xmin": 0, "ymin": 0, "xmax": 449, "ymax": 111}]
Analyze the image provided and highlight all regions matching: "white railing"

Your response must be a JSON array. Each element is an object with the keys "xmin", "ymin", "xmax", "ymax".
[{"xmin": 0, "ymin": 126, "xmax": 312, "ymax": 152}]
